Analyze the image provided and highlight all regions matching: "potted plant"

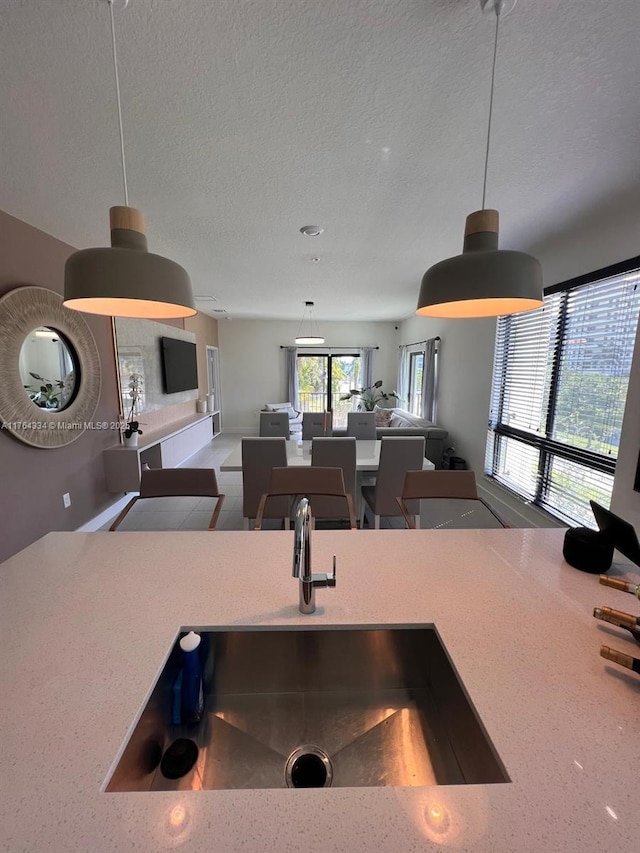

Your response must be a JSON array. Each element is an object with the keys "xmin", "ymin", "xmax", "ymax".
[
  {"xmin": 340, "ymin": 379, "xmax": 400, "ymax": 411},
  {"xmin": 123, "ymin": 373, "xmax": 144, "ymax": 447},
  {"xmin": 24, "ymin": 372, "xmax": 64, "ymax": 409}
]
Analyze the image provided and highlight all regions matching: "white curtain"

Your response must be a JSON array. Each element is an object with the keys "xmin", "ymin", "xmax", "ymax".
[
  {"xmin": 397, "ymin": 345, "xmax": 409, "ymax": 406},
  {"xmin": 420, "ymin": 338, "xmax": 439, "ymax": 422},
  {"xmin": 286, "ymin": 346, "xmax": 300, "ymax": 410},
  {"xmin": 359, "ymin": 347, "xmax": 374, "ymax": 389},
  {"xmin": 59, "ymin": 343, "xmax": 74, "ymax": 377}
]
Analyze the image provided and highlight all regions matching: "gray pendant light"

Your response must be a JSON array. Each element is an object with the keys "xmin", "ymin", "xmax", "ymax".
[
  {"xmin": 417, "ymin": 0, "xmax": 543, "ymax": 319},
  {"xmin": 64, "ymin": 0, "xmax": 196, "ymax": 319}
]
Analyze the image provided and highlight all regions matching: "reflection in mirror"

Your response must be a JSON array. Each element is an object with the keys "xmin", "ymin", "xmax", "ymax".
[
  {"xmin": 19, "ymin": 327, "xmax": 78, "ymax": 412},
  {"xmin": 118, "ymin": 346, "xmax": 146, "ymax": 416}
]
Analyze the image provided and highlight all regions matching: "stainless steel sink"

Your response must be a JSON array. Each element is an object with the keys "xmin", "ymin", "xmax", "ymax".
[{"xmin": 106, "ymin": 626, "xmax": 509, "ymax": 791}]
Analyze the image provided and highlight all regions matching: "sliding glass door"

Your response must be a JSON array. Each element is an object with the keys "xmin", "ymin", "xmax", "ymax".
[
  {"xmin": 297, "ymin": 354, "xmax": 360, "ymax": 428},
  {"xmin": 331, "ymin": 355, "xmax": 360, "ymax": 427}
]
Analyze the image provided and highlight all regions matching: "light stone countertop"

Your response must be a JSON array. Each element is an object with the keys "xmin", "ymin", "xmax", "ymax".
[{"xmin": 1, "ymin": 529, "xmax": 639, "ymax": 852}]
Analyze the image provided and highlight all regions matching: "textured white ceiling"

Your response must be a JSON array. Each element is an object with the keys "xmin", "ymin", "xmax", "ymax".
[{"xmin": 1, "ymin": 0, "xmax": 638, "ymax": 321}]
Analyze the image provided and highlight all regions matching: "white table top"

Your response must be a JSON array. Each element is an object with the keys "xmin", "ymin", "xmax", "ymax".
[{"xmin": 220, "ymin": 438, "xmax": 435, "ymax": 472}]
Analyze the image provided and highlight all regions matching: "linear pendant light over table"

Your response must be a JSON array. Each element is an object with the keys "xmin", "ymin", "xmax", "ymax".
[
  {"xmin": 416, "ymin": 0, "xmax": 543, "ymax": 319},
  {"xmin": 64, "ymin": 0, "xmax": 196, "ymax": 319}
]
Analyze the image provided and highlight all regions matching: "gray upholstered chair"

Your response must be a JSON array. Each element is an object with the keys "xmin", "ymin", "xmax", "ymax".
[
  {"xmin": 360, "ymin": 436, "xmax": 425, "ymax": 529},
  {"xmin": 109, "ymin": 468, "xmax": 225, "ymax": 531},
  {"xmin": 259, "ymin": 411, "xmax": 290, "ymax": 438},
  {"xmin": 254, "ymin": 466, "xmax": 356, "ymax": 530},
  {"xmin": 347, "ymin": 411, "xmax": 376, "ymax": 440},
  {"xmin": 302, "ymin": 411, "xmax": 333, "ymax": 440},
  {"xmin": 311, "ymin": 437, "xmax": 357, "ymax": 524},
  {"xmin": 397, "ymin": 470, "xmax": 508, "ymax": 529},
  {"xmin": 241, "ymin": 437, "xmax": 289, "ymax": 529}
]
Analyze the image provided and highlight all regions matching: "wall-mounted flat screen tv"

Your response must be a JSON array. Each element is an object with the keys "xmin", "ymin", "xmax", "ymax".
[{"xmin": 160, "ymin": 337, "xmax": 198, "ymax": 394}]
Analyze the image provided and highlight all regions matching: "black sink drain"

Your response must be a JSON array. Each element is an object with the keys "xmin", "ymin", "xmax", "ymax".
[
  {"xmin": 285, "ymin": 745, "xmax": 333, "ymax": 788},
  {"xmin": 160, "ymin": 738, "xmax": 199, "ymax": 779}
]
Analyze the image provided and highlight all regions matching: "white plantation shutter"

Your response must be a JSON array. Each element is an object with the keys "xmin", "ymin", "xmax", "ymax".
[{"xmin": 486, "ymin": 262, "xmax": 640, "ymax": 526}]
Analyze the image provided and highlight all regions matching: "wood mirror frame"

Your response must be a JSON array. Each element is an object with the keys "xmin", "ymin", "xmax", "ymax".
[{"xmin": 0, "ymin": 286, "xmax": 101, "ymax": 448}]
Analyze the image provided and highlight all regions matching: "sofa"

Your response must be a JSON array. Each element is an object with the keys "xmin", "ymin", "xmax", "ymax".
[
  {"xmin": 335, "ymin": 407, "xmax": 449, "ymax": 469},
  {"xmin": 260, "ymin": 403, "xmax": 448, "ymax": 467},
  {"xmin": 261, "ymin": 402, "xmax": 302, "ymax": 434},
  {"xmin": 377, "ymin": 408, "xmax": 448, "ymax": 469}
]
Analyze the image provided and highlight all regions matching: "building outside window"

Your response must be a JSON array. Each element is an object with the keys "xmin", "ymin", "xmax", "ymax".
[{"xmin": 485, "ymin": 258, "xmax": 640, "ymax": 526}]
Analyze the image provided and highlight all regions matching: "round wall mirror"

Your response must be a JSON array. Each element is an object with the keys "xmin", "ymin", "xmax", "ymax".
[
  {"xmin": 19, "ymin": 327, "xmax": 79, "ymax": 412},
  {"xmin": 0, "ymin": 286, "xmax": 101, "ymax": 448}
]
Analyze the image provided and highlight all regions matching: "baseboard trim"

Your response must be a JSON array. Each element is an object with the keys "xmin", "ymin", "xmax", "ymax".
[{"xmin": 76, "ymin": 494, "xmax": 137, "ymax": 532}]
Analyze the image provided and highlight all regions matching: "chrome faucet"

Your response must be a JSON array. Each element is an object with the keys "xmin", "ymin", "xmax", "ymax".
[{"xmin": 292, "ymin": 497, "xmax": 336, "ymax": 614}]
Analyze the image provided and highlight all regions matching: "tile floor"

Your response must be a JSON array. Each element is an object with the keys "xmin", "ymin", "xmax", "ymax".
[{"xmin": 101, "ymin": 434, "xmax": 406, "ymax": 531}]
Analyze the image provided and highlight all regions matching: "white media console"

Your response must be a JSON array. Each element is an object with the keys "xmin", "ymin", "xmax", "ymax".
[{"xmin": 103, "ymin": 412, "xmax": 220, "ymax": 493}]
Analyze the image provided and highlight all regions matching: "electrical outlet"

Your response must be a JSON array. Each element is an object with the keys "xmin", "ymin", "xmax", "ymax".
[{"xmin": 63, "ymin": 493, "xmax": 71, "ymax": 509}]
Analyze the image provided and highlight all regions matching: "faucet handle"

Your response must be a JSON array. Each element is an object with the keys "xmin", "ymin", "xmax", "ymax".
[
  {"xmin": 311, "ymin": 556, "xmax": 337, "ymax": 589},
  {"xmin": 327, "ymin": 555, "xmax": 337, "ymax": 587}
]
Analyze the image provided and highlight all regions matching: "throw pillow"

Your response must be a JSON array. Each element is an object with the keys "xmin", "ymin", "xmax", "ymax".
[
  {"xmin": 265, "ymin": 401, "xmax": 292, "ymax": 412},
  {"xmin": 374, "ymin": 408, "xmax": 392, "ymax": 427},
  {"xmin": 390, "ymin": 414, "xmax": 412, "ymax": 428},
  {"xmin": 274, "ymin": 405, "xmax": 298, "ymax": 420}
]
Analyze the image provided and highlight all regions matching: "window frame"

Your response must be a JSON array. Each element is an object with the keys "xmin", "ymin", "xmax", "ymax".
[
  {"xmin": 486, "ymin": 255, "xmax": 640, "ymax": 522},
  {"xmin": 296, "ymin": 352, "xmax": 360, "ymax": 413}
]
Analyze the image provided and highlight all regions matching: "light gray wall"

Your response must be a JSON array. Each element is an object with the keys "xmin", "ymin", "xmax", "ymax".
[
  {"xmin": 218, "ymin": 319, "xmax": 399, "ymax": 433},
  {"xmin": 399, "ymin": 314, "xmax": 496, "ymax": 474}
]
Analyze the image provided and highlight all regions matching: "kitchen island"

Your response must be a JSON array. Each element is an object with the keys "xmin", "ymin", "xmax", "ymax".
[{"xmin": 1, "ymin": 529, "xmax": 639, "ymax": 852}]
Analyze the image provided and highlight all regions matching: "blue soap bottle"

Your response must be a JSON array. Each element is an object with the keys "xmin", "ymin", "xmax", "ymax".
[{"xmin": 179, "ymin": 631, "xmax": 204, "ymax": 724}]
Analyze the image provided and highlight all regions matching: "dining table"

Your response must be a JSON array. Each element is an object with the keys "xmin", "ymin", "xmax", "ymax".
[{"xmin": 219, "ymin": 438, "xmax": 436, "ymax": 472}]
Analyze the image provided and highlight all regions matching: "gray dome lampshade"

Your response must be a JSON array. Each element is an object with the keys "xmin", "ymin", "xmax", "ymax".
[
  {"xmin": 416, "ymin": 210, "xmax": 543, "ymax": 318},
  {"xmin": 64, "ymin": 206, "xmax": 196, "ymax": 319}
]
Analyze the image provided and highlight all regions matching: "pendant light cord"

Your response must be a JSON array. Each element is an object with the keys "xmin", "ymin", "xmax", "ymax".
[
  {"xmin": 295, "ymin": 303, "xmax": 309, "ymax": 339},
  {"xmin": 481, "ymin": 5, "xmax": 501, "ymax": 210},
  {"xmin": 295, "ymin": 302, "xmax": 323, "ymax": 341},
  {"xmin": 108, "ymin": 0, "xmax": 129, "ymax": 206}
]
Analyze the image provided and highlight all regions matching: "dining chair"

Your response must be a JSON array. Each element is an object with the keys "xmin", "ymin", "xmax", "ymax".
[
  {"xmin": 396, "ymin": 470, "xmax": 509, "ymax": 529},
  {"xmin": 347, "ymin": 411, "xmax": 376, "ymax": 440},
  {"xmin": 360, "ymin": 436, "xmax": 425, "ymax": 529},
  {"xmin": 254, "ymin": 466, "xmax": 357, "ymax": 530},
  {"xmin": 311, "ymin": 437, "xmax": 357, "ymax": 524},
  {"xmin": 302, "ymin": 411, "xmax": 333, "ymax": 440},
  {"xmin": 109, "ymin": 468, "xmax": 225, "ymax": 531},
  {"xmin": 241, "ymin": 438, "xmax": 289, "ymax": 529},
  {"xmin": 259, "ymin": 411, "xmax": 290, "ymax": 438}
]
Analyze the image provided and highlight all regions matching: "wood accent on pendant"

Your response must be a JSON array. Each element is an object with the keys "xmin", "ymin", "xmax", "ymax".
[
  {"xmin": 464, "ymin": 209, "xmax": 499, "ymax": 237},
  {"xmin": 110, "ymin": 206, "xmax": 146, "ymax": 235}
]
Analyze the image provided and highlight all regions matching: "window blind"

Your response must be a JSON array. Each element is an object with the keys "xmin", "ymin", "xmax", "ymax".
[{"xmin": 486, "ymin": 262, "xmax": 640, "ymax": 526}]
